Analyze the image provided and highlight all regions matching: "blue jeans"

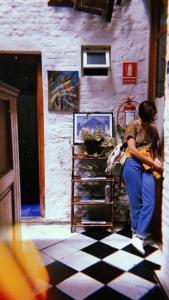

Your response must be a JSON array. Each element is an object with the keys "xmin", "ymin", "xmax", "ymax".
[{"xmin": 122, "ymin": 157, "xmax": 155, "ymax": 239}]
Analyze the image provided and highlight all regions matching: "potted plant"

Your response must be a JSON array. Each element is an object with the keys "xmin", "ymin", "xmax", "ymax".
[{"xmin": 81, "ymin": 127, "xmax": 116, "ymax": 156}]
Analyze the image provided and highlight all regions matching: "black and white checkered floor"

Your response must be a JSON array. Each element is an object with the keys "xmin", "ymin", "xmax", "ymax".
[{"xmin": 22, "ymin": 224, "xmax": 165, "ymax": 300}]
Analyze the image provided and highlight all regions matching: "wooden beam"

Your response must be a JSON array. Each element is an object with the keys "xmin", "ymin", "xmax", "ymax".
[
  {"xmin": 74, "ymin": 0, "xmax": 80, "ymax": 9},
  {"xmin": 148, "ymin": 0, "xmax": 167, "ymax": 101},
  {"xmin": 48, "ymin": 0, "xmax": 113, "ymax": 21},
  {"xmin": 148, "ymin": 0, "xmax": 159, "ymax": 102},
  {"xmin": 81, "ymin": 0, "xmax": 106, "ymax": 9},
  {"xmin": 74, "ymin": 1, "xmax": 103, "ymax": 16},
  {"xmin": 162, "ymin": 0, "xmax": 168, "ymax": 9},
  {"xmin": 76, "ymin": 6, "xmax": 103, "ymax": 15},
  {"xmin": 48, "ymin": 0, "xmax": 74, "ymax": 7},
  {"xmin": 106, "ymin": 0, "xmax": 115, "ymax": 22}
]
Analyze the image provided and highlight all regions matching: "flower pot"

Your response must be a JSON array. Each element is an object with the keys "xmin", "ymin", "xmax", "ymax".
[{"xmin": 84, "ymin": 140, "xmax": 102, "ymax": 155}]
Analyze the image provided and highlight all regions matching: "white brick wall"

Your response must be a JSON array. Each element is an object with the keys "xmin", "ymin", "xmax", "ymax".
[{"xmin": 0, "ymin": 0, "xmax": 151, "ymax": 220}]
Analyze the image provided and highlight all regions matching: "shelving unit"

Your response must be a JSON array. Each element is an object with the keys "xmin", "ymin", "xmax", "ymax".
[{"xmin": 71, "ymin": 146, "xmax": 115, "ymax": 232}]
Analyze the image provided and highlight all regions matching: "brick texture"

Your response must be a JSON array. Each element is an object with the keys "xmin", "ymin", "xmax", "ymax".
[{"xmin": 0, "ymin": 0, "xmax": 150, "ymax": 220}]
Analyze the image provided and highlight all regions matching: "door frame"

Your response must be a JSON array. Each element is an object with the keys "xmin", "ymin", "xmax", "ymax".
[
  {"xmin": 0, "ymin": 52, "xmax": 45, "ymax": 220},
  {"xmin": 37, "ymin": 61, "xmax": 45, "ymax": 218},
  {"xmin": 0, "ymin": 81, "xmax": 21, "ymax": 223}
]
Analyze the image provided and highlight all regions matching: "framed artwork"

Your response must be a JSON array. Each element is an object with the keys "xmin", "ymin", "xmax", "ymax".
[
  {"xmin": 48, "ymin": 71, "xmax": 79, "ymax": 111},
  {"xmin": 73, "ymin": 112, "xmax": 113, "ymax": 144}
]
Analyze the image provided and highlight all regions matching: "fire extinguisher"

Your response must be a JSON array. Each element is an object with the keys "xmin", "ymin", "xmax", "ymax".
[
  {"xmin": 117, "ymin": 96, "xmax": 137, "ymax": 128},
  {"xmin": 123, "ymin": 97, "xmax": 136, "ymax": 125}
]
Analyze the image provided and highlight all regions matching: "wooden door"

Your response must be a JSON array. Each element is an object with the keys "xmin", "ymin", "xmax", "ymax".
[{"xmin": 0, "ymin": 81, "xmax": 21, "ymax": 241}]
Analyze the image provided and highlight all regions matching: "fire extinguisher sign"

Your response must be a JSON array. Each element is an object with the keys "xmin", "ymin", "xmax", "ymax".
[{"xmin": 122, "ymin": 62, "xmax": 137, "ymax": 84}]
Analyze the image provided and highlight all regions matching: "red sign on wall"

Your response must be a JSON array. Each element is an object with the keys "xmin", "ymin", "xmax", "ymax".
[{"xmin": 123, "ymin": 62, "xmax": 137, "ymax": 84}]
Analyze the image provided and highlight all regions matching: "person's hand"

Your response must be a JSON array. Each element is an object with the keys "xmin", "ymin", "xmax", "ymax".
[{"xmin": 152, "ymin": 159, "xmax": 163, "ymax": 174}]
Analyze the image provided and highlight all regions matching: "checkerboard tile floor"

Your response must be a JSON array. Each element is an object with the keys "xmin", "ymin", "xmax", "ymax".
[{"xmin": 21, "ymin": 224, "xmax": 166, "ymax": 300}]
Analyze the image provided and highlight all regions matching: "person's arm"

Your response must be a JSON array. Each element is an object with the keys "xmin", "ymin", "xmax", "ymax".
[{"xmin": 127, "ymin": 138, "xmax": 163, "ymax": 174}]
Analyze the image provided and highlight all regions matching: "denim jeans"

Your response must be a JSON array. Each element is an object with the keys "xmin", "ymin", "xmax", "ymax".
[{"xmin": 122, "ymin": 157, "xmax": 155, "ymax": 239}]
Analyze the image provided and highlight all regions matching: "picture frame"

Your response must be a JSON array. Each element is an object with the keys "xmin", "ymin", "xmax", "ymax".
[
  {"xmin": 48, "ymin": 71, "xmax": 79, "ymax": 111},
  {"xmin": 73, "ymin": 112, "xmax": 113, "ymax": 144}
]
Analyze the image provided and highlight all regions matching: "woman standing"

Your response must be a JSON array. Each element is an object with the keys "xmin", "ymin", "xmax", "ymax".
[{"xmin": 122, "ymin": 101, "xmax": 163, "ymax": 255}]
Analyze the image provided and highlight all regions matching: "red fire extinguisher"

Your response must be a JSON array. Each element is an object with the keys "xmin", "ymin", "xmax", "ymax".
[
  {"xmin": 123, "ymin": 97, "xmax": 136, "ymax": 125},
  {"xmin": 117, "ymin": 96, "xmax": 137, "ymax": 128}
]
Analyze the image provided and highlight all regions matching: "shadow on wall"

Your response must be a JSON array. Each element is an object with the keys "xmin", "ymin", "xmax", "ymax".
[{"xmin": 110, "ymin": 0, "xmax": 133, "ymax": 35}]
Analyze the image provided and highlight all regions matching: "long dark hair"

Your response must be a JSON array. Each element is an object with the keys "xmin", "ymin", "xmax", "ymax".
[{"xmin": 139, "ymin": 101, "xmax": 157, "ymax": 123}]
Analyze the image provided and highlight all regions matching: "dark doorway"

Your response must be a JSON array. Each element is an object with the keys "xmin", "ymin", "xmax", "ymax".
[{"xmin": 0, "ymin": 53, "xmax": 41, "ymax": 217}]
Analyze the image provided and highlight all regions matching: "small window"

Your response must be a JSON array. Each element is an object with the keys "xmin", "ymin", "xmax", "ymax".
[{"xmin": 82, "ymin": 46, "xmax": 111, "ymax": 76}]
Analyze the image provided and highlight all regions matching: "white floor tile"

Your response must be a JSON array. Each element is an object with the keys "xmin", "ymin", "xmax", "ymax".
[
  {"xmin": 146, "ymin": 249, "xmax": 163, "ymax": 265},
  {"xmin": 108, "ymin": 272, "xmax": 155, "ymax": 300},
  {"xmin": 103, "ymin": 250, "xmax": 143, "ymax": 271},
  {"xmin": 61, "ymin": 233, "xmax": 96, "ymax": 250},
  {"xmin": 102, "ymin": 233, "xmax": 131, "ymax": 249},
  {"xmin": 21, "ymin": 225, "xmax": 44, "ymax": 235},
  {"xmin": 39, "ymin": 252, "xmax": 55, "ymax": 266},
  {"xmin": 21, "ymin": 229, "xmax": 55, "ymax": 249},
  {"xmin": 21, "ymin": 226, "xmax": 45, "ymax": 240},
  {"xmin": 21, "ymin": 225, "xmax": 72, "ymax": 250},
  {"xmin": 57, "ymin": 272, "xmax": 103, "ymax": 300},
  {"xmin": 41, "ymin": 241, "xmax": 77, "ymax": 260},
  {"xmin": 34, "ymin": 238, "xmax": 62, "ymax": 250},
  {"xmin": 58, "ymin": 250, "xmax": 100, "ymax": 271},
  {"xmin": 22, "ymin": 224, "xmax": 76, "ymax": 241}
]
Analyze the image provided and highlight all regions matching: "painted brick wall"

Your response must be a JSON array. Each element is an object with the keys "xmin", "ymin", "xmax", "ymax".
[{"xmin": 0, "ymin": 0, "xmax": 151, "ymax": 220}]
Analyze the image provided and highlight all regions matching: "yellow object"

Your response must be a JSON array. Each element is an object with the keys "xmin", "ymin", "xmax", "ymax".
[{"xmin": 0, "ymin": 225, "xmax": 49, "ymax": 300}]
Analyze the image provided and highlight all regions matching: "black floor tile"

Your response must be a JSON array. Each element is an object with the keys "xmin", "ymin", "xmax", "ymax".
[
  {"xmin": 139, "ymin": 285, "xmax": 167, "ymax": 300},
  {"xmin": 40, "ymin": 261, "xmax": 77, "ymax": 285},
  {"xmin": 116, "ymin": 228, "xmax": 132, "ymax": 238},
  {"xmin": 82, "ymin": 229, "xmax": 112, "ymax": 240},
  {"xmin": 122, "ymin": 243, "xmax": 145, "ymax": 258},
  {"xmin": 144, "ymin": 245, "xmax": 159, "ymax": 256},
  {"xmin": 84, "ymin": 286, "xmax": 132, "ymax": 300},
  {"xmin": 129, "ymin": 260, "xmax": 161, "ymax": 283},
  {"xmin": 82, "ymin": 260, "xmax": 124, "ymax": 284},
  {"xmin": 81, "ymin": 241, "xmax": 118, "ymax": 259},
  {"xmin": 122, "ymin": 244, "xmax": 158, "ymax": 258}
]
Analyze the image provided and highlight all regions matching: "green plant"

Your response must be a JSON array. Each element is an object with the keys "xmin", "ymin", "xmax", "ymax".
[
  {"xmin": 81, "ymin": 128, "xmax": 116, "ymax": 156},
  {"xmin": 81, "ymin": 127, "xmax": 105, "ymax": 142},
  {"xmin": 116, "ymin": 124, "xmax": 125, "ymax": 142}
]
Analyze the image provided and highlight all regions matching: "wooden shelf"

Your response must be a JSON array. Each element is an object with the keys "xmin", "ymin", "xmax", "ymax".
[
  {"xmin": 73, "ymin": 154, "xmax": 108, "ymax": 159},
  {"xmin": 71, "ymin": 145, "xmax": 114, "ymax": 232},
  {"xmin": 73, "ymin": 199, "xmax": 113, "ymax": 205},
  {"xmin": 72, "ymin": 222, "xmax": 113, "ymax": 228},
  {"xmin": 73, "ymin": 176, "xmax": 114, "ymax": 182}
]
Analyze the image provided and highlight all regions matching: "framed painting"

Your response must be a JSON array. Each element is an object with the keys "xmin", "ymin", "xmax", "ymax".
[
  {"xmin": 73, "ymin": 112, "xmax": 113, "ymax": 144},
  {"xmin": 48, "ymin": 71, "xmax": 79, "ymax": 111}
]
